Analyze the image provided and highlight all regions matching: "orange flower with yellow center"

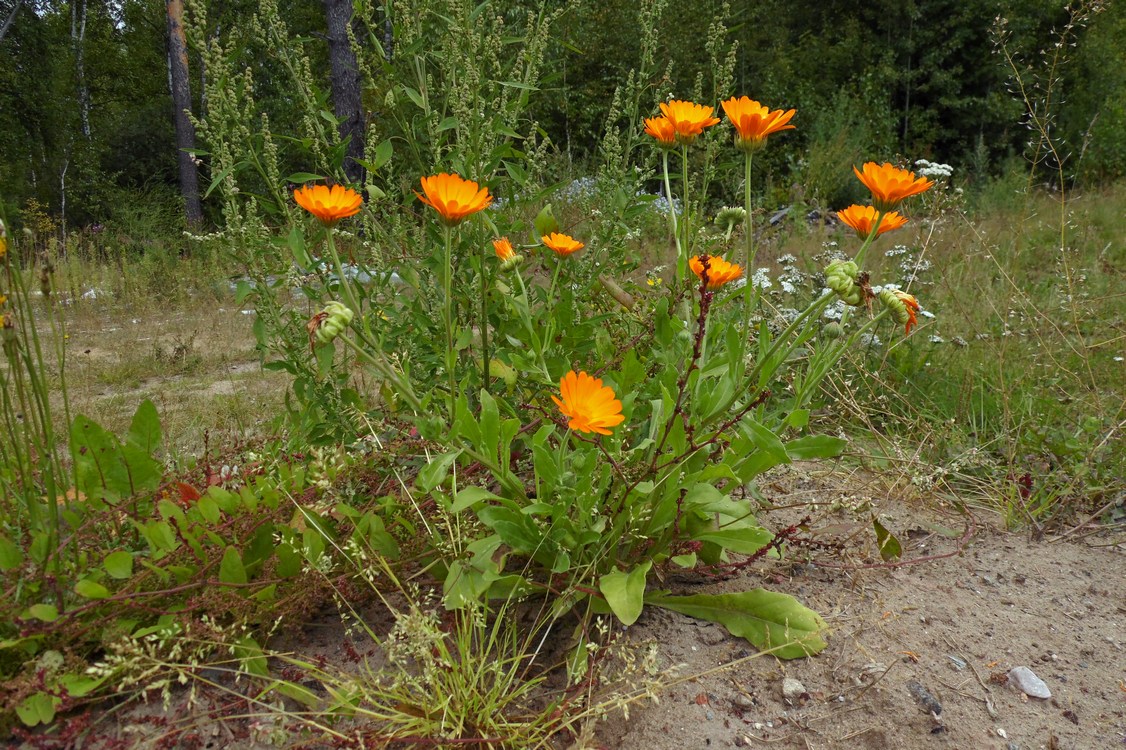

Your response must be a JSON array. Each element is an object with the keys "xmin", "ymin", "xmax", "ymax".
[
  {"xmin": 852, "ymin": 162, "xmax": 934, "ymax": 212},
  {"xmin": 542, "ymin": 232, "xmax": 584, "ymax": 257},
  {"xmin": 417, "ymin": 173, "xmax": 492, "ymax": 225},
  {"xmin": 493, "ymin": 237, "xmax": 516, "ymax": 263},
  {"xmin": 658, "ymin": 100, "xmax": 720, "ymax": 143},
  {"xmin": 644, "ymin": 116, "xmax": 678, "ymax": 149},
  {"xmin": 720, "ymin": 97, "xmax": 795, "ymax": 152},
  {"xmin": 552, "ymin": 370, "xmax": 625, "ymax": 436},
  {"xmin": 689, "ymin": 255, "xmax": 744, "ymax": 289},
  {"xmin": 293, "ymin": 184, "xmax": 363, "ymax": 226},
  {"xmin": 836, "ymin": 205, "xmax": 908, "ymax": 239},
  {"xmin": 896, "ymin": 290, "xmax": 920, "ymax": 334}
]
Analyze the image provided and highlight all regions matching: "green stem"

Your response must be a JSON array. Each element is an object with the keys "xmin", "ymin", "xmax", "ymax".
[
  {"xmin": 741, "ymin": 150, "xmax": 755, "ymax": 359},
  {"xmin": 338, "ymin": 332, "xmax": 423, "ymax": 413},
  {"xmin": 443, "ymin": 225, "xmax": 457, "ymax": 422},
  {"xmin": 480, "ymin": 241, "xmax": 490, "ymax": 395},
  {"xmin": 325, "ymin": 229, "xmax": 362, "ymax": 320},
  {"xmin": 661, "ymin": 149, "xmax": 682, "ymax": 279},
  {"xmin": 548, "ymin": 253, "xmax": 564, "ymax": 304},
  {"xmin": 512, "ymin": 270, "xmax": 550, "ymax": 381},
  {"xmin": 679, "ymin": 143, "xmax": 691, "ymax": 284}
]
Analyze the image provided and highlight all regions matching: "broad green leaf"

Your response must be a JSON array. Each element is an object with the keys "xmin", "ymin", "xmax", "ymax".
[
  {"xmin": 873, "ymin": 517, "xmax": 902, "ymax": 561},
  {"xmin": 74, "ymin": 579, "xmax": 110, "ymax": 600},
  {"xmin": 103, "ymin": 551, "xmax": 134, "ymax": 579},
  {"xmin": 218, "ymin": 546, "xmax": 247, "ymax": 585},
  {"xmin": 26, "ymin": 604, "xmax": 59, "ymax": 622},
  {"xmin": 371, "ymin": 138, "xmax": 393, "ymax": 171},
  {"xmin": 0, "ymin": 534, "xmax": 22, "ymax": 570},
  {"xmin": 599, "ymin": 561, "xmax": 651, "ymax": 626},
  {"xmin": 126, "ymin": 400, "xmax": 162, "ymax": 456},
  {"xmin": 59, "ymin": 673, "xmax": 106, "ymax": 698},
  {"xmin": 451, "ymin": 486, "xmax": 501, "ymax": 512},
  {"xmin": 16, "ymin": 693, "xmax": 57, "ymax": 727},
  {"xmin": 232, "ymin": 636, "xmax": 269, "ymax": 677},
  {"xmin": 647, "ymin": 589, "xmax": 827, "ymax": 659},
  {"xmin": 196, "ymin": 494, "xmax": 221, "ymax": 524}
]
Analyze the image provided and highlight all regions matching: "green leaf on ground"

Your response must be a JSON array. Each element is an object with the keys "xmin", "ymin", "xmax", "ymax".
[
  {"xmin": 599, "ymin": 561, "xmax": 652, "ymax": 626},
  {"xmin": 873, "ymin": 516, "xmax": 902, "ymax": 561},
  {"xmin": 647, "ymin": 589, "xmax": 827, "ymax": 659}
]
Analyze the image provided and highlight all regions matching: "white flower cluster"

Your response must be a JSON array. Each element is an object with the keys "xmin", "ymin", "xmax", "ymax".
[
  {"xmin": 751, "ymin": 267, "xmax": 773, "ymax": 291},
  {"xmin": 915, "ymin": 159, "xmax": 954, "ymax": 179}
]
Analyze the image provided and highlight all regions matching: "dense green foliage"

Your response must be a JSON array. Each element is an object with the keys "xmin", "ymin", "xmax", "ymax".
[{"xmin": 1, "ymin": 0, "xmax": 1124, "ymax": 231}]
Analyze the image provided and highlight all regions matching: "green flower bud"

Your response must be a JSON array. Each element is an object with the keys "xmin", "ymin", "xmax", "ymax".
[
  {"xmin": 825, "ymin": 259, "xmax": 863, "ymax": 306},
  {"xmin": 822, "ymin": 322, "xmax": 843, "ymax": 339},
  {"xmin": 878, "ymin": 288, "xmax": 909, "ymax": 326},
  {"xmin": 314, "ymin": 301, "xmax": 355, "ymax": 344}
]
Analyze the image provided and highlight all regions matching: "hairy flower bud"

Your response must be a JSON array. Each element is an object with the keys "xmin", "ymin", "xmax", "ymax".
[
  {"xmin": 825, "ymin": 259, "xmax": 863, "ymax": 306},
  {"xmin": 313, "ymin": 301, "xmax": 355, "ymax": 345}
]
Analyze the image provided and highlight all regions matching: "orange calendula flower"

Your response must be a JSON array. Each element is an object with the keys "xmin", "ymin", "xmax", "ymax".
[
  {"xmin": 644, "ymin": 116, "xmax": 678, "ymax": 149},
  {"xmin": 493, "ymin": 237, "xmax": 516, "ymax": 263},
  {"xmin": 836, "ymin": 205, "xmax": 908, "ymax": 239},
  {"xmin": 689, "ymin": 255, "xmax": 744, "ymax": 289},
  {"xmin": 720, "ymin": 96, "xmax": 795, "ymax": 152},
  {"xmin": 658, "ymin": 100, "xmax": 721, "ymax": 143},
  {"xmin": 417, "ymin": 173, "xmax": 492, "ymax": 225},
  {"xmin": 541, "ymin": 232, "xmax": 584, "ymax": 257},
  {"xmin": 896, "ymin": 291, "xmax": 920, "ymax": 334},
  {"xmin": 853, "ymin": 162, "xmax": 934, "ymax": 212},
  {"xmin": 552, "ymin": 370, "xmax": 625, "ymax": 436},
  {"xmin": 293, "ymin": 184, "xmax": 363, "ymax": 226}
]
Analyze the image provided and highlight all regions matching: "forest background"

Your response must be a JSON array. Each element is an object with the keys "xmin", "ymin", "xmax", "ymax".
[{"xmin": 3, "ymin": 0, "xmax": 1126, "ymax": 237}]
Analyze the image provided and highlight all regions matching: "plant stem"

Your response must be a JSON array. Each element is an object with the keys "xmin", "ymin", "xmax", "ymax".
[
  {"xmin": 661, "ymin": 149, "xmax": 682, "ymax": 280},
  {"xmin": 742, "ymin": 150, "xmax": 755, "ymax": 332},
  {"xmin": 679, "ymin": 143, "xmax": 691, "ymax": 284},
  {"xmin": 480, "ymin": 240, "xmax": 490, "ymax": 395},
  {"xmin": 338, "ymin": 332, "xmax": 423, "ymax": 412},
  {"xmin": 443, "ymin": 225, "xmax": 457, "ymax": 423}
]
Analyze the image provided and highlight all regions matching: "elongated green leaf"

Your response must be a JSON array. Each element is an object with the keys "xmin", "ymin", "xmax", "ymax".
[
  {"xmin": 693, "ymin": 526, "xmax": 773, "ymax": 554},
  {"xmin": 285, "ymin": 172, "xmax": 324, "ymax": 183},
  {"xmin": 741, "ymin": 418, "xmax": 789, "ymax": 465},
  {"xmin": 647, "ymin": 589, "xmax": 827, "ymax": 659},
  {"xmin": 599, "ymin": 561, "xmax": 651, "ymax": 626},
  {"xmin": 26, "ymin": 604, "xmax": 58, "ymax": 622},
  {"xmin": 785, "ymin": 435, "xmax": 847, "ymax": 460},
  {"xmin": 126, "ymin": 400, "xmax": 162, "ymax": 455},
  {"xmin": 416, "ymin": 451, "xmax": 460, "ymax": 493}
]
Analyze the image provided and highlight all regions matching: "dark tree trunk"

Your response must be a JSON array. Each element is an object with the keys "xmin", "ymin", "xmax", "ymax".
[
  {"xmin": 0, "ymin": 0, "xmax": 23, "ymax": 44},
  {"xmin": 166, "ymin": 0, "xmax": 202, "ymax": 227},
  {"xmin": 324, "ymin": 0, "xmax": 365, "ymax": 184}
]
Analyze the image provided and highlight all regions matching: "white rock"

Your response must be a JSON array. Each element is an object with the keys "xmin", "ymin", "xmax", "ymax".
[
  {"xmin": 782, "ymin": 678, "xmax": 807, "ymax": 701},
  {"xmin": 1008, "ymin": 666, "xmax": 1051, "ymax": 698}
]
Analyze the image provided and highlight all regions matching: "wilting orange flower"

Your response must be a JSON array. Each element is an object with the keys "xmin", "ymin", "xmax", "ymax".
[
  {"xmin": 658, "ymin": 100, "xmax": 721, "ymax": 143},
  {"xmin": 896, "ymin": 290, "xmax": 920, "ymax": 334},
  {"xmin": 721, "ymin": 97, "xmax": 795, "ymax": 151},
  {"xmin": 853, "ymin": 162, "xmax": 934, "ymax": 212},
  {"xmin": 689, "ymin": 255, "xmax": 744, "ymax": 289},
  {"xmin": 417, "ymin": 173, "xmax": 492, "ymax": 225},
  {"xmin": 493, "ymin": 237, "xmax": 516, "ymax": 263},
  {"xmin": 836, "ymin": 205, "xmax": 908, "ymax": 239},
  {"xmin": 293, "ymin": 184, "xmax": 363, "ymax": 226},
  {"xmin": 552, "ymin": 370, "xmax": 625, "ymax": 436},
  {"xmin": 541, "ymin": 232, "xmax": 584, "ymax": 257},
  {"xmin": 644, "ymin": 116, "xmax": 678, "ymax": 149}
]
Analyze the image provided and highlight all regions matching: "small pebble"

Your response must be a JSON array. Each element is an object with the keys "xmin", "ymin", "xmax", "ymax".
[
  {"xmin": 1008, "ymin": 666, "xmax": 1051, "ymax": 699},
  {"xmin": 731, "ymin": 694, "xmax": 754, "ymax": 709},
  {"xmin": 705, "ymin": 709, "xmax": 714, "ymax": 721},
  {"xmin": 782, "ymin": 678, "xmax": 807, "ymax": 701}
]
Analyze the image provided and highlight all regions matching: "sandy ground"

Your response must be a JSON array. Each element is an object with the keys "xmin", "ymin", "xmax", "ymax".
[{"xmin": 598, "ymin": 465, "xmax": 1126, "ymax": 750}]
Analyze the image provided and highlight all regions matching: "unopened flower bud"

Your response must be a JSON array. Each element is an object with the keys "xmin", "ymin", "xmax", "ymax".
[
  {"xmin": 822, "ymin": 322, "xmax": 843, "ymax": 339},
  {"xmin": 825, "ymin": 259, "xmax": 863, "ymax": 306},
  {"xmin": 313, "ymin": 300, "xmax": 355, "ymax": 344}
]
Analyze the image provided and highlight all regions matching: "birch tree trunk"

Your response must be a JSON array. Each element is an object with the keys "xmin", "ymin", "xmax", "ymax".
[
  {"xmin": 324, "ymin": 0, "xmax": 365, "ymax": 184},
  {"xmin": 166, "ymin": 0, "xmax": 202, "ymax": 227}
]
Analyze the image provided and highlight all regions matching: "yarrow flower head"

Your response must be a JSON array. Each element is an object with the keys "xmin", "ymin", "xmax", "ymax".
[
  {"xmin": 658, "ymin": 100, "xmax": 720, "ymax": 144},
  {"xmin": 552, "ymin": 370, "xmax": 625, "ymax": 435},
  {"xmin": 541, "ymin": 232, "xmax": 584, "ymax": 257},
  {"xmin": 689, "ymin": 255, "xmax": 744, "ymax": 289},
  {"xmin": 417, "ymin": 173, "xmax": 492, "ymax": 226},
  {"xmin": 643, "ymin": 116, "xmax": 678, "ymax": 149},
  {"xmin": 836, "ymin": 205, "xmax": 908, "ymax": 239},
  {"xmin": 293, "ymin": 184, "xmax": 363, "ymax": 226},
  {"xmin": 853, "ymin": 162, "xmax": 934, "ymax": 212},
  {"xmin": 720, "ymin": 96, "xmax": 795, "ymax": 152}
]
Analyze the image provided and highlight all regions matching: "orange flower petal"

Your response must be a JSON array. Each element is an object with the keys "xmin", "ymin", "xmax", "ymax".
[
  {"xmin": 658, "ymin": 100, "xmax": 721, "ymax": 143},
  {"xmin": 853, "ymin": 162, "xmax": 934, "ymax": 212},
  {"xmin": 689, "ymin": 255, "xmax": 744, "ymax": 289},
  {"xmin": 418, "ymin": 173, "xmax": 492, "ymax": 225},
  {"xmin": 294, "ymin": 183, "xmax": 363, "ymax": 226},
  {"xmin": 836, "ymin": 205, "xmax": 908, "ymax": 239},
  {"xmin": 542, "ymin": 232, "xmax": 584, "ymax": 257},
  {"xmin": 721, "ymin": 96, "xmax": 795, "ymax": 150},
  {"xmin": 553, "ymin": 370, "xmax": 625, "ymax": 435}
]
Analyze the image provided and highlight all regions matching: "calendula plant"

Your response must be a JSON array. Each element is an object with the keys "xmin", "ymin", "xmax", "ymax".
[{"xmin": 271, "ymin": 86, "xmax": 937, "ymax": 667}]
